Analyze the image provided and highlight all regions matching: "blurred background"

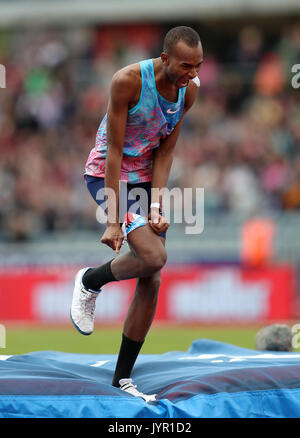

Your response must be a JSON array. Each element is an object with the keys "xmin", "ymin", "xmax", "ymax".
[{"xmin": 0, "ymin": 0, "xmax": 300, "ymax": 354}]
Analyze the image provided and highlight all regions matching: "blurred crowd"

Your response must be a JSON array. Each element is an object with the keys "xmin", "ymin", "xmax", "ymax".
[{"xmin": 0, "ymin": 22, "xmax": 300, "ymax": 241}]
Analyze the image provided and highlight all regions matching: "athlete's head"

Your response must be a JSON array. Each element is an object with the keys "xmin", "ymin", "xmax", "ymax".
[{"xmin": 161, "ymin": 26, "xmax": 203, "ymax": 88}]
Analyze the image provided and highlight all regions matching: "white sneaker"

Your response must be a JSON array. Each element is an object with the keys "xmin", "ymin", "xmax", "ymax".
[
  {"xmin": 119, "ymin": 378, "xmax": 157, "ymax": 403},
  {"xmin": 70, "ymin": 267, "xmax": 100, "ymax": 335}
]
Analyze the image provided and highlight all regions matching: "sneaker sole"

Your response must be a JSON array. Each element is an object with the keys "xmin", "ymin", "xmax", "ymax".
[{"xmin": 70, "ymin": 310, "xmax": 93, "ymax": 336}]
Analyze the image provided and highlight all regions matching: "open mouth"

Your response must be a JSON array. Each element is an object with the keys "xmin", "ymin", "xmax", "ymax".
[{"xmin": 179, "ymin": 78, "xmax": 189, "ymax": 87}]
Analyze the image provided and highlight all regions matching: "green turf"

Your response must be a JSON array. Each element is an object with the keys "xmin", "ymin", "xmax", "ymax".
[{"xmin": 1, "ymin": 324, "xmax": 263, "ymax": 356}]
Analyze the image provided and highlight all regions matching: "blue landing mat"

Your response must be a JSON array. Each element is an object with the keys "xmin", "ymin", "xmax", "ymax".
[{"xmin": 1, "ymin": 339, "xmax": 300, "ymax": 418}]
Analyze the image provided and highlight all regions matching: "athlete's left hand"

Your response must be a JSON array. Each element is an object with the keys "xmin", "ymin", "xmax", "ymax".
[{"xmin": 148, "ymin": 208, "xmax": 169, "ymax": 235}]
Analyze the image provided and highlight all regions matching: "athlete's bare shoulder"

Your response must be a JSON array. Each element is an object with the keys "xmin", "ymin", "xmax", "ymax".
[
  {"xmin": 110, "ymin": 62, "xmax": 141, "ymax": 106},
  {"xmin": 117, "ymin": 62, "xmax": 141, "ymax": 80}
]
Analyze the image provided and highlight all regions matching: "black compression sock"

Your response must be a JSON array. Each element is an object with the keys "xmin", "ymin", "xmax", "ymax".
[
  {"xmin": 82, "ymin": 259, "xmax": 116, "ymax": 291},
  {"xmin": 112, "ymin": 333, "xmax": 144, "ymax": 387}
]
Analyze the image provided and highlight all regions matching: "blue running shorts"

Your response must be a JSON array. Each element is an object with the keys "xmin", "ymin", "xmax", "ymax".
[{"xmin": 85, "ymin": 175, "xmax": 166, "ymax": 239}]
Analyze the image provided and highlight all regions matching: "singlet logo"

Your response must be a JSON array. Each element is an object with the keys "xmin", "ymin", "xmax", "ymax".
[{"xmin": 167, "ymin": 108, "xmax": 179, "ymax": 114}]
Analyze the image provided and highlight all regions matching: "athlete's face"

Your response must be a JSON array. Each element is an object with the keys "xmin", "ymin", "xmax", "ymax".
[{"xmin": 161, "ymin": 40, "xmax": 204, "ymax": 88}]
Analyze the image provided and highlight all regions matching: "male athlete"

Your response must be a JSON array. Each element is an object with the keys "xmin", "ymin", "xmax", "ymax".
[{"xmin": 71, "ymin": 26, "xmax": 203, "ymax": 401}]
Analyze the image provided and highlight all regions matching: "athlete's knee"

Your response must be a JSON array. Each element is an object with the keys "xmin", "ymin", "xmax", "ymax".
[
  {"xmin": 158, "ymin": 247, "xmax": 167, "ymax": 269},
  {"xmin": 140, "ymin": 245, "xmax": 167, "ymax": 274}
]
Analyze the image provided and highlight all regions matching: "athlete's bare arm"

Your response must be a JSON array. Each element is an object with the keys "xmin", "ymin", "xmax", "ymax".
[
  {"xmin": 101, "ymin": 66, "xmax": 141, "ymax": 254},
  {"xmin": 150, "ymin": 81, "xmax": 198, "ymax": 235}
]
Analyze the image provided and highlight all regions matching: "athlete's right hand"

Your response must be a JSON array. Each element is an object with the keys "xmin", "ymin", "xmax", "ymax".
[
  {"xmin": 101, "ymin": 224, "xmax": 124, "ymax": 254},
  {"xmin": 149, "ymin": 208, "xmax": 169, "ymax": 235}
]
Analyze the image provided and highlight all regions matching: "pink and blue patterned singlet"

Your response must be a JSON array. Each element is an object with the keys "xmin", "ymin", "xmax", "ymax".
[{"xmin": 85, "ymin": 59, "xmax": 187, "ymax": 184}]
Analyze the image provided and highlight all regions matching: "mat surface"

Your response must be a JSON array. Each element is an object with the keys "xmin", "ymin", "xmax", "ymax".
[{"xmin": 1, "ymin": 339, "xmax": 300, "ymax": 418}]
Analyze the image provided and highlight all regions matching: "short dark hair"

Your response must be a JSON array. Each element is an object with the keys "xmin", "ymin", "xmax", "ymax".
[{"xmin": 163, "ymin": 26, "xmax": 201, "ymax": 55}]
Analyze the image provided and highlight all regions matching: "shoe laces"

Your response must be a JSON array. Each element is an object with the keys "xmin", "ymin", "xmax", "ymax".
[{"xmin": 80, "ymin": 289, "xmax": 97, "ymax": 318}]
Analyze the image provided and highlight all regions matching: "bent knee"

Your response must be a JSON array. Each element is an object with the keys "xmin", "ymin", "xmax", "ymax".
[{"xmin": 140, "ymin": 246, "xmax": 167, "ymax": 273}]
